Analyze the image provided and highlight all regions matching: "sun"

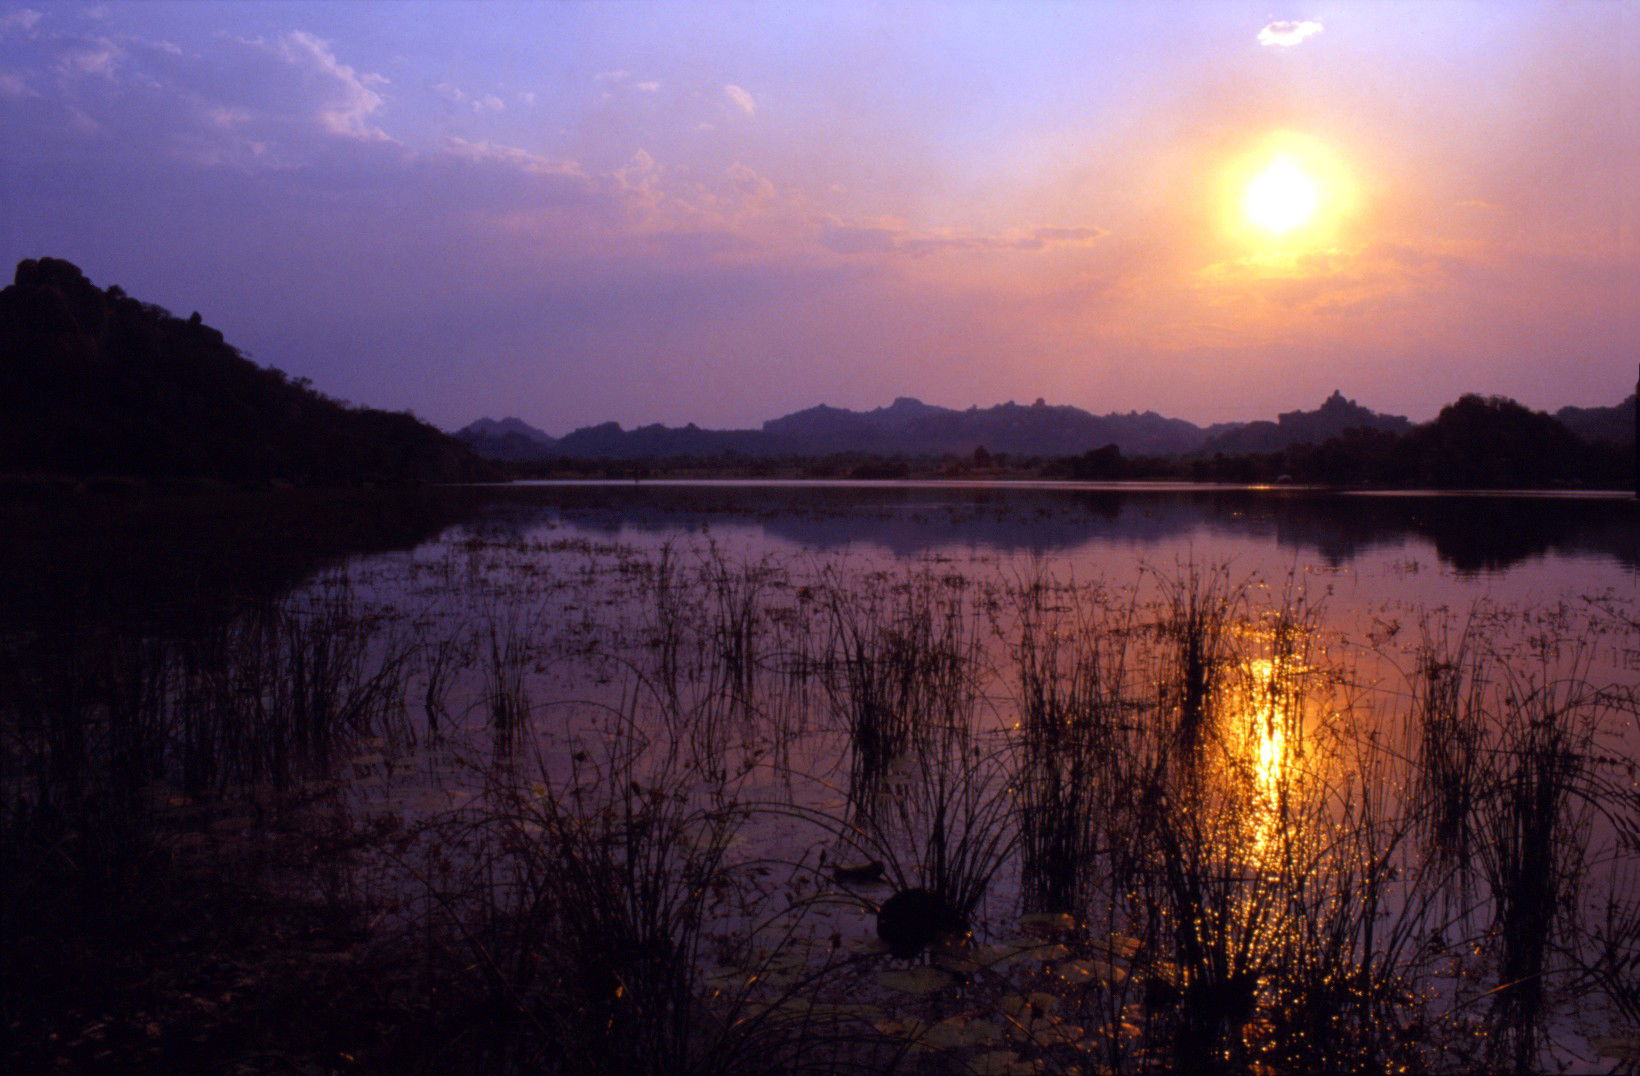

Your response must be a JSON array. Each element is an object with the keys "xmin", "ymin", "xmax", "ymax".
[{"xmin": 1243, "ymin": 154, "xmax": 1320, "ymax": 235}]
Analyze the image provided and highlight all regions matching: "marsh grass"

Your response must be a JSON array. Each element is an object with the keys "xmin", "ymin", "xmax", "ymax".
[
  {"xmin": 481, "ymin": 604, "xmax": 537, "ymax": 751},
  {"xmin": 6, "ymin": 535, "xmax": 1640, "ymax": 1074},
  {"xmin": 819, "ymin": 568, "xmax": 981, "ymax": 823},
  {"xmin": 1472, "ymin": 659, "xmax": 1604, "ymax": 1070},
  {"xmin": 409, "ymin": 711, "xmax": 884, "ymax": 1074},
  {"xmin": 1153, "ymin": 562, "xmax": 1242, "ymax": 759},
  {"xmin": 1011, "ymin": 574, "xmax": 1139, "ymax": 917},
  {"xmin": 1407, "ymin": 616, "xmax": 1489, "ymax": 901}
]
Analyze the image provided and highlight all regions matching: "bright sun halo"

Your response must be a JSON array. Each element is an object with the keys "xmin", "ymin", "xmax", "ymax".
[{"xmin": 1243, "ymin": 154, "xmax": 1319, "ymax": 235}]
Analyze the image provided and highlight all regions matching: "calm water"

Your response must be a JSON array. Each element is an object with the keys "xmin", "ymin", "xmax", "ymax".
[
  {"xmin": 395, "ymin": 483, "xmax": 1638, "ymax": 680},
  {"xmin": 8, "ymin": 482, "xmax": 1638, "ymax": 1072}
]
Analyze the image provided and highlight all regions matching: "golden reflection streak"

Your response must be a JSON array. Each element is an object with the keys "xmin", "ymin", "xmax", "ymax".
[{"xmin": 1222, "ymin": 653, "xmax": 1307, "ymax": 864}]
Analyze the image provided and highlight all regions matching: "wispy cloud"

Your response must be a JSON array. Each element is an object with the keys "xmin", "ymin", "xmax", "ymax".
[
  {"xmin": 443, "ymin": 137, "xmax": 583, "ymax": 177},
  {"xmin": 724, "ymin": 83, "xmax": 755, "ymax": 116},
  {"xmin": 274, "ymin": 31, "xmax": 390, "ymax": 140},
  {"xmin": 0, "ymin": 8, "xmax": 42, "ymax": 34},
  {"xmin": 0, "ymin": 70, "xmax": 36, "ymax": 97},
  {"xmin": 1257, "ymin": 20, "xmax": 1323, "ymax": 48},
  {"xmin": 434, "ymin": 80, "xmax": 506, "ymax": 112},
  {"xmin": 820, "ymin": 220, "xmax": 1107, "ymax": 257},
  {"xmin": 59, "ymin": 38, "xmax": 119, "ymax": 79}
]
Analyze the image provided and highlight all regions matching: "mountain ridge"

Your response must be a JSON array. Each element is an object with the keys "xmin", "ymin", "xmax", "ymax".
[{"xmin": 456, "ymin": 390, "xmax": 1429, "ymax": 461}]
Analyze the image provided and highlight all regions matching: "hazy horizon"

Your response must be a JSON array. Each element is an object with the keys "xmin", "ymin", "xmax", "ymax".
[{"xmin": 2, "ymin": 1, "xmax": 1634, "ymax": 432}]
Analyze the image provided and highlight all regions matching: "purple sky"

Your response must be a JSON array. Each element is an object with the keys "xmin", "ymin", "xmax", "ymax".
[{"xmin": 2, "ymin": 2, "xmax": 1635, "ymax": 434}]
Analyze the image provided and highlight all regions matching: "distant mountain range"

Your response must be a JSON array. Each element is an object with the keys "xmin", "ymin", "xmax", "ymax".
[
  {"xmin": 456, "ymin": 396, "xmax": 1241, "ymax": 461},
  {"xmin": 463, "ymin": 388, "xmax": 1632, "ymax": 462}
]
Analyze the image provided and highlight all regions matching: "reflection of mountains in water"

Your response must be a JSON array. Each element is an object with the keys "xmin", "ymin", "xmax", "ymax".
[{"xmin": 469, "ymin": 484, "xmax": 1640, "ymax": 573}]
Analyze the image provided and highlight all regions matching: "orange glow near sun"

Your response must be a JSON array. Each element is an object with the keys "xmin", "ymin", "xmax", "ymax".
[{"xmin": 1220, "ymin": 132, "xmax": 1358, "ymax": 251}]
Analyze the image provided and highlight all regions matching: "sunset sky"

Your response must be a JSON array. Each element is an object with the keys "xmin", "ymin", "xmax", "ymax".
[{"xmin": 1, "ymin": 1, "xmax": 1634, "ymax": 433}]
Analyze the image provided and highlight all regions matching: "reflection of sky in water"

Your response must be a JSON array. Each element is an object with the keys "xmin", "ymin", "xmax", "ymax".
[
  {"xmin": 277, "ymin": 484, "xmax": 1640, "ymax": 1072},
  {"xmin": 431, "ymin": 484, "xmax": 1636, "ymax": 635}
]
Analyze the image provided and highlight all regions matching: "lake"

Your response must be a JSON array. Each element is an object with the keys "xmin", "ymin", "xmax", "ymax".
[{"xmin": 5, "ymin": 481, "xmax": 1637, "ymax": 1073}]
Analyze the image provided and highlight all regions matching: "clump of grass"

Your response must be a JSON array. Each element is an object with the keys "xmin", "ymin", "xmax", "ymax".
[
  {"xmin": 819, "ymin": 568, "xmax": 979, "ymax": 822},
  {"xmin": 481, "ymin": 606, "xmax": 536, "ymax": 752},
  {"xmin": 647, "ymin": 540, "xmax": 686, "ymax": 707},
  {"xmin": 1409, "ymin": 617, "xmax": 1487, "ymax": 882},
  {"xmin": 699, "ymin": 544, "xmax": 775, "ymax": 711},
  {"xmin": 416, "ymin": 617, "xmax": 470, "ymax": 745},
  {"xmin": 412, "ymin": 713, "xmax": 862, "ymax": 1075},
  {"xmin": 1475, "ymin": 663, "xmax": 1601, "ymax": 1071},
  {"xmin": 1009, "ymin": 573, "xmax": 1136, "ymax": 916},
  {"xmin": 1151, "ymin": 562, "xmax": 1243, "ymax": 761},
  {"xmin": 270, "ymin": 582, "xmax": 415, "ymax": 777}
]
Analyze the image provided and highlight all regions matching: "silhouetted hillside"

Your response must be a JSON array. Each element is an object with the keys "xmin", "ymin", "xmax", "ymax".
[
  {"xmin": 1201, "ymin": 390, "xmax": 1411, "ymax": 454},
  {"xmin": 1401, "ymin": 394, "xmax": 1602, "ymax": 488},
  {"xmin": 1187, "ymin": 394, "xmax": 1632, "ymax": 489},
  {"xmin": 1556, "ymin": 395, "xmax": 1636, "ymax": 445},
  {"xmin": 0, "ymin": 258, "xmax": 490, "ymax": 486}
]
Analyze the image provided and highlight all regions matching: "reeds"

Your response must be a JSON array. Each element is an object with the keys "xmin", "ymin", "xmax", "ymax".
[{"xmin": 7, "ymin": 538, "xmax": 1640, "ymax": 1074}]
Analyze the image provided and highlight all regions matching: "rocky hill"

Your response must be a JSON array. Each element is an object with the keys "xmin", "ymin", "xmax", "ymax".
[
  {"xmin": 1, "ymin": 258, "xmax": 490, "ymax": 486},
  {"xmin": 455, "ymin": 417, "xmax": 558, "ymax": 461},
  {"xmin": 1200, "ymin": 391, "xmax": 1412, "ymax": 455},
  {"xmin": 1556, "ymin": 396, "xmax": 1636, "ymax": 445}
]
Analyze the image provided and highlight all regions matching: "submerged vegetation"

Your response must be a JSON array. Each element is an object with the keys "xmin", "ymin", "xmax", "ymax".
[{"xmin": 3, "ymin": 493, "xmax": 1639, "ymax": 1073}]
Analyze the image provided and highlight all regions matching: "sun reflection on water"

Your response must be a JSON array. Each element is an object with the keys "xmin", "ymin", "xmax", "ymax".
[{"xmin": 1223, "ymin": 648, "xmax": 1312, "ymax": 864}]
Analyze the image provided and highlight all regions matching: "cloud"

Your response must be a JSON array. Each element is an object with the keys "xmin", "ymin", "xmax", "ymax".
[
  {"xmin": 443, "ymin": 137, "xmax": 583, "ymax": 177},
  {"xmin": 434, "ymin": 80, "xmax": 506, "ymax": 112},
  {"xmin": 820, "ymin": 222, "xmax": 900, "ymax": 255},
  {"xmin": 274, "ymin": 30, "xmax": 389, "ymax": 140},
  {"xmin": 0, "ymin": 71, "xmax": 36, "ymax": 98},
  {"xmin": 206, "ymin": 105, "xmax": 250, "ymax": 129},
  {"xmin": 725, "ymin": 161, "xmax": 774, "ymax": 203},
  {"xmin": 1257, "ymin": 20, "xmax": 1323, "ymax": 48},
  {"xmin": 1032, "ymin": 227, "xmax": 1108, "ymax": 246},
  {"xmin": 0, "ymin": 8, "xmax": 41, "ymax": 34},
  {"xmin": 820, "ymin": 220, "xmax": 1108, "ymax": 257},
  {"xmin": 724, "ymin": 83, "xmax": 755, "ymax": 115},
  {"xmin": 635, "ymin": 80, "xmax": 660, "ymax": 92},
  {"xmin": 594, "ymin": 68, "xmax": 630, "ymax": 83},
  {"xmin": 60, "ymin": 38, "xmax": 119, "ymax": 78}
]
